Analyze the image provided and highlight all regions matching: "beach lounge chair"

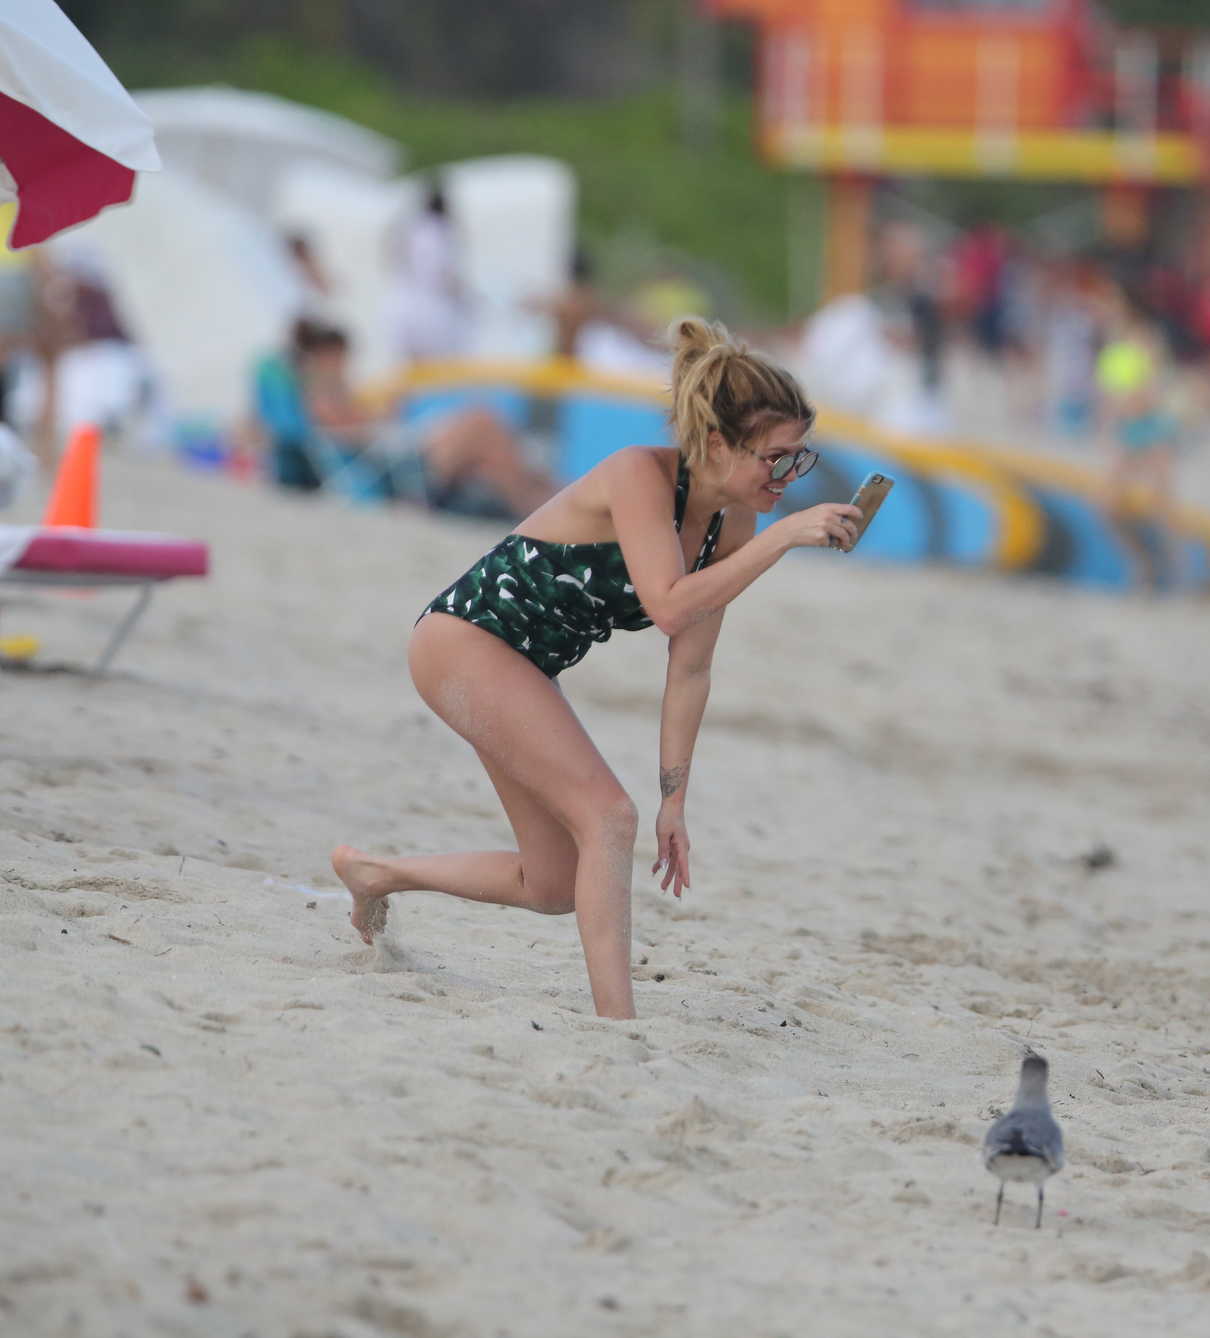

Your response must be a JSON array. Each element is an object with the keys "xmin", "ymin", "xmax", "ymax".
[{"xmin": 0, "ymin": 524, "xmax": 209, "ymax": 673}]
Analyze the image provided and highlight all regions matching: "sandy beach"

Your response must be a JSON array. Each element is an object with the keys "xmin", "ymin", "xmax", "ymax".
[{"xmin": 2, "ymin": 450, "xmax": 1209, "ymax": 1338}]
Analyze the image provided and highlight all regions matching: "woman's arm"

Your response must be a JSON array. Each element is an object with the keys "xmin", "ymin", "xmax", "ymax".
[
  {"xmin": 660, "ymin": 605, "xmax": 724, "ymax": 805},
  {"xmin": 607, "ymin": 449, "xmax": 858, "ymax": 637},
  {"xmin": 653, "ymin": 607, "xmax": 725, "ymax": 898},
  {"xmin": 651, "ymin": 501, "xmax": 752, "ymax": 896}
]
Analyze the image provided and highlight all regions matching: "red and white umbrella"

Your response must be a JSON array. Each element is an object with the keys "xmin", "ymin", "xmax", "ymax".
[{"xmin": 0, "ymin": 0, "xmax": 159, "ymax": 249}]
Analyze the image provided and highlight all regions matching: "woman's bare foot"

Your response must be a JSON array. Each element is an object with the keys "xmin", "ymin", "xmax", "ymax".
[{"xmin": 331, "ymin": 845, "xmax": 405, "ymax": 945}]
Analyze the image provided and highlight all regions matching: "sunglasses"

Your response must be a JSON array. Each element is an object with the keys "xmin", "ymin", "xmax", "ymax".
[{"xmin": 737, "ymin": 442, "xmax": 820, "ymax": 482}]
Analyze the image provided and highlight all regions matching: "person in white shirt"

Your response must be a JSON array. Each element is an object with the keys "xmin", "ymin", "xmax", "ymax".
[{"xmin": 385, "ymin": 184, "xmax": 469, "ymax": 364}]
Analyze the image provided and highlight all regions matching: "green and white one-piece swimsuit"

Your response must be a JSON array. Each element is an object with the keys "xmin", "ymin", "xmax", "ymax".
[{"xmin": 419, "ymin": 456, "xmax": 724, "ymax": 678}]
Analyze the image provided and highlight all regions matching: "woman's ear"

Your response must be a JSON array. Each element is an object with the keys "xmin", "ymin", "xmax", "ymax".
[{"xmin": 705, "ymin": 429, "xmax": 729, "ymax": 466}]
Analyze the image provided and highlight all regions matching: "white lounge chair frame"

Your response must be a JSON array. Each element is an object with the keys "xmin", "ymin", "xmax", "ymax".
[{"xmin": 0, "ymin": 570, "xmax": 161, "ymax": 674}]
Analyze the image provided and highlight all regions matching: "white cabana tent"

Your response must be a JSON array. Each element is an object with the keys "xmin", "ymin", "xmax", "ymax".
[
  {"xmin": 443, "ymin": 155, "xmax": 576, "ymax": 359},
  {"xmin": 133, "ymin": 86, "xmax": 400, "ymax": 220},
  {"xmin": 51, "ymin": 168, "xmax": 306, "ymax": 422}
]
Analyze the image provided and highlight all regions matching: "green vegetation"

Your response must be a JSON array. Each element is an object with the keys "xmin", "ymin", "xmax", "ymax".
[{"xmin": 1105, "ymin": 1, "xmax": 1210, "ymax": 28}]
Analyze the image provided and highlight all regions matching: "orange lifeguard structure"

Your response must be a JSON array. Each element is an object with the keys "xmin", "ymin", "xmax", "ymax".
[{"xmin": 707, "ymin": 0, "xmax": 1210, "ymax": 295}]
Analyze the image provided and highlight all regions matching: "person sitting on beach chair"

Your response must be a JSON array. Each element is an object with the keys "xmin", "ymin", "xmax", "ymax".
[{"xmin": 253, "ymin": 321, "xmax": 557, "ymax": 518}]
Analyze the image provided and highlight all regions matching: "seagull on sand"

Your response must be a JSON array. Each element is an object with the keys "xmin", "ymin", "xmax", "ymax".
[{"xmin": 983, "ymin": 1052, "xmax": 1064, "ymax": 1228}]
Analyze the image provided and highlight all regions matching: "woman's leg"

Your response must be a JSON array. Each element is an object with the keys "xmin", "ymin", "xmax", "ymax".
[
  {"xmin": 333, "ymin": 751, "xmax": 579, "ymax": 930},
  {"xmin": 334, "ymin": 612, "xmax": 637, "ymax": 1018}
]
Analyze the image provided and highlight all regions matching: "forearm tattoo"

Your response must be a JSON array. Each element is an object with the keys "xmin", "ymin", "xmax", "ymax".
[{"xmin": 660, "ymin": 764, "xmax": 688, "ymax": 798}]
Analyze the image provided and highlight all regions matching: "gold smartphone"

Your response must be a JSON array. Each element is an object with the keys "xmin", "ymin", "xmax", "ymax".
[{"xmin": 842, "ymin": 472, "xmax": 895, "ymax": 549}]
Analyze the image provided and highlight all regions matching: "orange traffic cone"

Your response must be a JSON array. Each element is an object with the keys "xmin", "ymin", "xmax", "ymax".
[{"xmin": 42, "ymin": 424, "xmax": 101, "ymax": 528}]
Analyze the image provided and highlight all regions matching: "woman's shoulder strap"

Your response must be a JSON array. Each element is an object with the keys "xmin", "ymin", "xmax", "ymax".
[{"xmin": 673, "ymin": 454, "xmax": 689, "ymax": 532}]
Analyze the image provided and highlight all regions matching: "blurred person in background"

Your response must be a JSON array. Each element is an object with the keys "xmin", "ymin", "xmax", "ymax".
[
  {"xmin": 793, "ymin": 291, "xmax": 890, "ymax": 421},
  {"xmin": 532, "ymin": 246, "xmax": 665, "ymax": 376},
  {"xmin": 792, "ymin": 222, "xmax": 949, "ymax": 434},
  {"xmin": 997, "ymin": 239, "xmax": 1047, "ymax": 425},
  {"xmin": 4, "ymin": 241, "xmax": 165, "ymax": 459},
  {"xmin": 283, "ymin": 230, "xmax": 337, "ymax": 322},
  {"xmin": 943, "ymin": 218, "xmax": 1015, "ymax": 429},
  {"xmin": 1, "ymin": 244, "xmax": 87, "ymax": 469},
  {"xmin": 1034, "ymin": 254, "xmax": 1099, "ymax": 439},
  {"xmin": 1143, "ymin": 237, "xmax": 1210, "ymax": 440},
  {"xmin": 385, "ymin": 182, "xmax": 470, "ymax": 365},
  {"xmin": 255, "ymin": 319, "xmax": 556, "ymax": 518},
  {"xmin": 1094, "ymin": 284, "xmax": 1180, "ymax": 581},
  {"xmin": 1, "ymin": 206, "xmax": 72, "ymax": 470},
  {"xmin": 950, "ymin": 219, "xmax": 1010, "ymax": 359},
  {"xmin": 540, "ymin": 246, "xmax": 613, "ymax": 358},
  {"xmin": 869, "ymin": 221, "xmax": 951, "ymax": 437}
]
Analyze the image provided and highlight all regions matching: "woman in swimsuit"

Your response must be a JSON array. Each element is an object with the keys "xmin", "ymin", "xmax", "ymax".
[{"xmin": 332, "ymin": 319, "xmax": 862, "ymax": 1019}]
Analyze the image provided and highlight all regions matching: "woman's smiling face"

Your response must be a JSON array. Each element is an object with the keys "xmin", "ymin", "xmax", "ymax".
[{"xmin": 728, "ymin": 418, "xmax": 816, "ymax": 511}]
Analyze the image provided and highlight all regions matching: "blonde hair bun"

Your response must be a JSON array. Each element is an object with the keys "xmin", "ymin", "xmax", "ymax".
[
  {"xmin": 668, "ymin": 314, "xmax": 813, "ymax": 470},
  {"xmin": 668, "ymin": 315, "xmax": 733, "ymax": 361}
]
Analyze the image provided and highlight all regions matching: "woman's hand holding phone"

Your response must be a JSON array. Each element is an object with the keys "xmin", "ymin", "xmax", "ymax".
[{"xmin": 775, "ymin": 503, "xmax": 863, "ymax": 552}]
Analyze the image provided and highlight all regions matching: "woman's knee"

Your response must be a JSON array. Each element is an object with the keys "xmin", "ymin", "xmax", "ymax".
[{"xmin": 569, "ymin": 789, "xmax": 639, "ymax": 850}]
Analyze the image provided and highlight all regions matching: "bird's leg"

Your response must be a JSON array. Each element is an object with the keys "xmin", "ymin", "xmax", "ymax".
[
  {"xmin": 1035, "ymin": 1185, "xmax": 1044, "ymax": 1230},
  {"xmin": 994, "ymin": 1182, "xmax": 1004, "ymax": 1226}
]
